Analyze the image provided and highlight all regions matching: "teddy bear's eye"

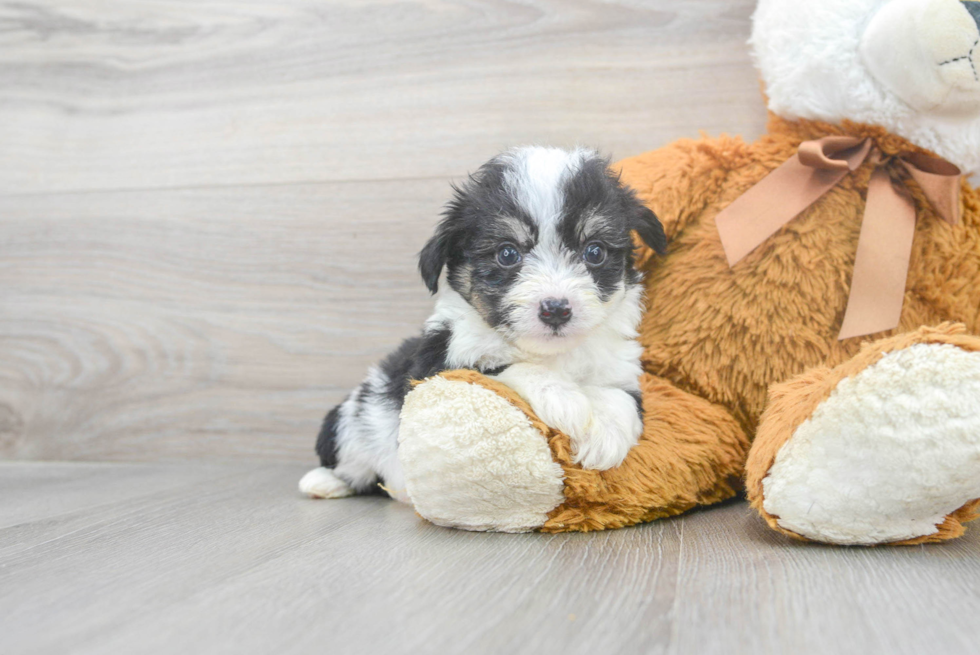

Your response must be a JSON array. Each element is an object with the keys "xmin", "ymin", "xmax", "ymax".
[
  {"xmin": 496, "ymin": 244, "xmax": 522, "ymax": 268},
  {"xmin": 583, "ymin": 242, "xmax": 606, "ymax": 266}
]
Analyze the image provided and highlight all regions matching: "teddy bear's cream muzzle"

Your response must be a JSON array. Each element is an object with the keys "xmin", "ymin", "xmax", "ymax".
[{"xmin": 861, "ymin": 0, "xmax": 980, "ymax": 115}]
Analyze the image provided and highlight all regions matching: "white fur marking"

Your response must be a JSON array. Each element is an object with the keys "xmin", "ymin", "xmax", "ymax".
[
  {"xmin": 299, "ymin": 467, "xmax": 355, "ymax": 499},
  {"xmin": 501, "ymin": 146, "xmax": 588, "ymax": 229}
]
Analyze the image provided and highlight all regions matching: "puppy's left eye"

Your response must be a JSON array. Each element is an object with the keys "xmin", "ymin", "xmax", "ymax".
[
  {"xmin": 496, "ymin": 244, "xmax": 522, "ymax": 268},
  {"xmin": 583, "ymin": 242, "xmax": 606, "ymax": 266}
]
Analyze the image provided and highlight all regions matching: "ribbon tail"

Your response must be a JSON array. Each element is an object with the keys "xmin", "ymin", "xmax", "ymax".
[
  {"xmin": 716, "ymin": 155, "xmax": 853, "ymax": 266},
  {"xmin": 838, "ymin": 169, "xmax": 917, "ymax": 340}
]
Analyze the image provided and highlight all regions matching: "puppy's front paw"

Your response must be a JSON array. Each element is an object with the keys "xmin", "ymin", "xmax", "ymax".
[
  {"xmin": 571, "ymin": 388, "xmax": 643, "ymax": 471},
  {"xmin": 573, "ymin": 432, "xmax": 633, "ymax": 471},
  {"xmin": 494, "ymin": 364, "xmax": 592, "ymax": 442},
  {"xmin": 528, "ymin": 386, "xmax": 592, "ymax": 444}
]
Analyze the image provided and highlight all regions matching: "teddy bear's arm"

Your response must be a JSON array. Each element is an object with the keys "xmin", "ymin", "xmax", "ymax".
[
  {"xmin": 398, "ymin": 369, "xmax": 750, "ymax": 533},
  {"xmin": 543, "ymin": 372, "xmax": 750, "ymax": 532}
]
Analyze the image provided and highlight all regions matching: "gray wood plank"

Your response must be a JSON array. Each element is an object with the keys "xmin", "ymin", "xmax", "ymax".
[
  {"xmin": 0, "ymin": 460, "xmax": 255, "ymax": 530},
  {"xmin": 669, "ymin": 509, "xmax": 980, "ymax": 655},
  {"xmin": 2, "ymin": 462, "xmax": 980, "ymax": 655},
  {"xmin": 0, "ymin": 462, "xmax": 382, "ymax": 654},
  {"xmin": 0, "ymin": 181, "xmax": 441, "ymax": 461},
  {"xmin": 0, "ymin": 0, "xmax": 766, "ymax": 195}
]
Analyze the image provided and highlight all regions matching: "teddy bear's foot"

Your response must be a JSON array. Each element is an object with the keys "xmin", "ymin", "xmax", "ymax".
[
  {"xmin": 747, "ymin": 325, "xmax": 980, "ymax": 545},
  {"xmin": 398, "ymin": 372, "xmax": 566, "ymax": 533}
]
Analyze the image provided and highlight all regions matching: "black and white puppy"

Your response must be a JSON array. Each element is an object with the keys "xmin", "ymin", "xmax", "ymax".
[{"xmin": 300, "ymin": 146, "xmax": 667, "ymax": 502}]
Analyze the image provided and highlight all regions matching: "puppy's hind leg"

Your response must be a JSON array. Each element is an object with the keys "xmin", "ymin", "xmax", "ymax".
[
  {"xmin": 299, "ymin": 467, "xmax": 355, "ymax": 499},
  {"xmin": 300, "ymin": 403, "xmax": 365, "ymax": 499}
]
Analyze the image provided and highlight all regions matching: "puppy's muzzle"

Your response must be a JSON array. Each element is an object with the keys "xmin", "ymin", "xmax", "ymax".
[{"xmin": 539, "ymin": 298, "xmax": 572, "ymax": 328}]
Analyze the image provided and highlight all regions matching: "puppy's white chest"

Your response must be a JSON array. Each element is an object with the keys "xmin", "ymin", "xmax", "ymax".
[{"xmin": 531, "ymin": 334, "xmax": 643, "ymax": 389}]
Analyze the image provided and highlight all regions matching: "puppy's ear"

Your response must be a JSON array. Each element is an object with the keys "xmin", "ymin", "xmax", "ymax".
[
  {"xmin": 610, "ymin": 169, "xmax": 668, "ymax": 256},
  {"xmin": 418, "ymin": 186, "xmax": 466, "ymax": 294},
  {"xmin": 632, "ymin": 205, "xmax": 668, "ymax": 256},
  {"xmin": 418, "ymin": 227, "xmax": 450, "ymax": 294}
]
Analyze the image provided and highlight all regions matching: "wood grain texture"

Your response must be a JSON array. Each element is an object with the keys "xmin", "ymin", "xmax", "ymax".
[
  {"xmin": 0, "ymin": 0, "xmax": 765, "ymax": 195},
  {"xmin": 0, "ymin": 0, "xmax": 767, "ymax": 462},
  {"xmin": 0, "ymin": 181, "xmax": 441, "ymax": 460},
  {"xmin": 2, "ymin": 461, "xmax": 980, "ymax": 655}
]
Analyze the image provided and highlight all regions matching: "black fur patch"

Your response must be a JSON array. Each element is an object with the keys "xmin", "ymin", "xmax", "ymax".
[
  {"xmin": 557, "ymin": 156, "xmax": 666, "ymax": 299},
  {"xmin": 315, "ymin": 404, "xmax": 342, "ymax": 468},
  {"xmin": 626, "ymin": 388, "xmax": 644, "ymax": 420},
  {"xmin": 374, "ymin": 327, "xmax": 453, "ymax": 409},
  {"xmin": 480, "ymin": 363, "xmax": 511, "ymax": 376},
  {"xmin": 632, "ymin": 206, "xmax": 667, "ymax": 257},
  {"xmin": 442, "ymin": 163, "xmax": 538, "ymax": 328},
  {"xmin": 419, "ymin": 161, "xmax": 537, "ymax": 298}
]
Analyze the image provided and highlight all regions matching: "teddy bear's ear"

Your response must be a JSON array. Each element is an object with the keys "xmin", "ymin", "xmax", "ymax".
[{"xmin": 633, "ymin": 205, "xmax": 668, "ymax": 256}]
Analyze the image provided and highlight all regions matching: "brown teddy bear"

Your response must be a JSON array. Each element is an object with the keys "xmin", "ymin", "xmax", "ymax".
[{"xmin": 396, "ymin": 0, "xmax": 980, "ymax": 545}]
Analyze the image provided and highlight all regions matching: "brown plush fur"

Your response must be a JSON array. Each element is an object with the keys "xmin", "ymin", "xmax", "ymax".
[
  {"xmin": 620, "ymin": 114, "xmax": 980, "ymax": 435},
  {"xmin": 426, "ymin": 114, "xmax": 980, "ymax": 541},
  {"xmin": 613, "ymin": 114, "xmax": 980, "ymax": 542}
]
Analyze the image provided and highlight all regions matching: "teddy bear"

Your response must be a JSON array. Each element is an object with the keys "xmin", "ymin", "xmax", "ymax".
[{"xmin": 395, "ymin": 0, "xmax": 980, "ymax": 545}]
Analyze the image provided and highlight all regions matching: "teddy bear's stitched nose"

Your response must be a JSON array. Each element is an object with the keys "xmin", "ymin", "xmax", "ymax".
[{"xmin": 964, "ymin": 1, "xmax": 980, "ymax": 30}]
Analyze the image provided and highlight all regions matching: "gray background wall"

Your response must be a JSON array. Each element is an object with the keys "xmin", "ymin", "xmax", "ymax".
[{"xmin": 0, "ymin": 0, "xmax": 766, "ymax": 462}]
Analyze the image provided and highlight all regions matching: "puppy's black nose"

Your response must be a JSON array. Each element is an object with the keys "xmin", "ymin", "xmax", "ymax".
[{"xmin": 539, "ymin": 298, "xmax": 572, "ymax": 328}]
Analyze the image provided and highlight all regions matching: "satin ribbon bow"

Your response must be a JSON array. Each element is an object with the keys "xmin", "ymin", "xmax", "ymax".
[{"xmin": 714, "ymin": 136, "xmax": 962, "ymax": 340}]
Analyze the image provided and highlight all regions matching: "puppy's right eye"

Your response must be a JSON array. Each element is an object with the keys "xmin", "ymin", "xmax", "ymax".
[{"xmin": 496, "ymin": 244, "xmax": 522, "ymax": 268}]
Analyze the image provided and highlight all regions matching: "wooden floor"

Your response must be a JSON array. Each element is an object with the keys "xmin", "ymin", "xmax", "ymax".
[{"xmin": 3, "ymin": 460, "xmax": 980, "ymax": 655}]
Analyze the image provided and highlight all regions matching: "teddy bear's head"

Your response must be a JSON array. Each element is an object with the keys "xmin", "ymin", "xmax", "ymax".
[{"xmin": 752, "ymin": 0, "xmax": 980, "ymax": 172}]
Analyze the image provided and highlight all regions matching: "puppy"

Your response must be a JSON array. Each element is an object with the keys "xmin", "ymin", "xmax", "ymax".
[{"xmin": 299, "ymin": 146, "xmax": 667, "ymax": 502}]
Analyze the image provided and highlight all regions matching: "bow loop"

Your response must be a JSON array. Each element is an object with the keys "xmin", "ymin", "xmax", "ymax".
[
  {"xmin": 797, "ymin": 136, "xmax": 871, "ymax": 172},
  {"xmin": 714, "ymin": 136, "xmax": 964, "ymax": 340}
]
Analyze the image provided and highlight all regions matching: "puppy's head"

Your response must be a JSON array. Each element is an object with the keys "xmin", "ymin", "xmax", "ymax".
[{"xmin": 419, "ymin": 146, "xmax": 667, "ymax": 354}]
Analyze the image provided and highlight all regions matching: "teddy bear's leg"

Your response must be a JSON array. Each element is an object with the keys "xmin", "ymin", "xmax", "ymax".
[
  {"xmin": 399, "ymin": 370, "xmax": 750, "ymax": 533},
  {"xmin": 747, "ymin": 324, "xmax": 980, "ymax": 546}
]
